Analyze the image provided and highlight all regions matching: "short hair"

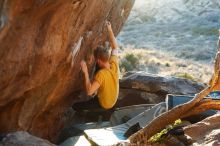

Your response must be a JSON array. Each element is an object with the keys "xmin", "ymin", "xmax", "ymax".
[{"xmin": 94, "ymin": 46, "xmax": 110, "ymax": 62}]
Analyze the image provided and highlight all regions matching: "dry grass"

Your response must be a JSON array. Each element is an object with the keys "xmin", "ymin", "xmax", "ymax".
[{"xmin": 118, "ymin": 48, "xmax": 213, "ymax": 83}]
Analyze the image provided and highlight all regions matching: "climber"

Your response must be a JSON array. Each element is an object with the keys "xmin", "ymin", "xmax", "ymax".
[{"xmin": 73, "ymin": 21, "xmax": 119, "ymax": 111}]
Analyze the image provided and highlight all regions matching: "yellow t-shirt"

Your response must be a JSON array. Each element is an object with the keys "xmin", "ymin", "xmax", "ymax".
[{"xmin": 94, "ymin": 55, "xmax": 119, "ymax": 109}]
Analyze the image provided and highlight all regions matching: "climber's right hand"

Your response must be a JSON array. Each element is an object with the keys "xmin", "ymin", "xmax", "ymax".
[
  {"xmin": 106, "ymin": 21, "xmax": 111, "ymax": 26},
  {"xmin": 106, "ymin": 21, "xmax": 112, "ymax": 30}
]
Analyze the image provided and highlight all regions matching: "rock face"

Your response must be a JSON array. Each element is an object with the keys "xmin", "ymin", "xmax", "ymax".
[
  {"xmin": 184, "ymin": 114, "xmax": 220, "ymax": 145},
  {"xmin": 0, "ymin": 0, "xmax": 134, "ymax": 142},
  {"xmin": 1, "ymin": 131, "xmax": 56, "ymax": 146},
  {"xmin": 117, "ymin": 72, "xmax": 205, "ymax": 106}
]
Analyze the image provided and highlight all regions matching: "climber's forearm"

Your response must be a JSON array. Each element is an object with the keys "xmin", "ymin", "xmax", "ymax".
[
  {"xmin": 83, "ymin": 71, "xmax": 92, "ymax": 95},
  {"xmin": 107, "ymin": 23, "xmax": 118, "ymax": 49},
  {"xmin": 82, "ymin": 71, "xmax": 100, "ymax": 96}
]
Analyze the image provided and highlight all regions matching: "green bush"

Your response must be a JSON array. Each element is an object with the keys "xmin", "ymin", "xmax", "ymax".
[
  {"xmin": 120, "ymin": 60, "xmax": 133, "ymax": 72},
  {"xmin": 192, "ymin": 27, "xmax": 218, "ymax": 36},
  {"xmin": 120, "ymin": 53, "xmax": 139, "ymax": 72},
  {"xmin": 174, "ymin": 72, "xmax": 195, "ymax": 81},
  {"xmin": 124, "ymin": 54, "xmax": 139, "ymax": 68},
  {"xmin": 165, "ymin": 62, "xmax": 170, "ymax": 67}
]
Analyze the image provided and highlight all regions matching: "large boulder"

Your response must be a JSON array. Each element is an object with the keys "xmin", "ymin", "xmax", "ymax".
[
  {"xmin": 117, "ymin": 72, "xmax": 205, "ymax": 106},
  {"xmin": 1, "ymin": 131, "xmax": 56, "ymax": 146},
  {"xmin": 0, "ymin": 0, "xmax": 134, "ymax": 142},
  {"xmin": 184, "ymin": 114, "xmax": 220, "ymax": 145}
]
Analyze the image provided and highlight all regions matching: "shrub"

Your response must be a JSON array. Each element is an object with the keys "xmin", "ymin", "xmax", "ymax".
[
  {"xmin": 120, "ymin": 59, "xmax": 133, "ymax": 72},
  {"xmin": 165, "ymin": 62, "xmax": 170, "ymax": 67},
  {"xmin": 120, "ymin": 53, "xmax": 139, "ymax": 72},
  {"xmin": 124, "ymin": 54, "xmax": 139, "ymax": 68},
  {"xmin": 192, "ymin": 27, "xmax": 218, "ymax": 36},
  {"xmin": 174, "ymin": 72, "xmax": 195, "ymax": 81}
]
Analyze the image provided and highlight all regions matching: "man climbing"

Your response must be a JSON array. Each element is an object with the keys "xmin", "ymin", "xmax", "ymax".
[{"xmin": 73, "ymin": 21, "xmax": 119, "ymax": 110}]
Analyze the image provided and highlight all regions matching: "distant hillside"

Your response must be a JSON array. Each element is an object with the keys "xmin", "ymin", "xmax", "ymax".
[{"xmin": 118, "ymin": 0, "xmax": 220, "ymax": 63}]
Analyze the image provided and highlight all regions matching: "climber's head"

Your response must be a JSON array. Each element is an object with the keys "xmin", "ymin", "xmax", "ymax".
[{"xmin": 94, "ymin": 46, "xmax": 110, "ymax": 68}]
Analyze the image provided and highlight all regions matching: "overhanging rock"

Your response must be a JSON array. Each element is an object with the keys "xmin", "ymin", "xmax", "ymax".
[{"xmin": 0, "ymin": 0, "xmax": 135, "ymax": 142}]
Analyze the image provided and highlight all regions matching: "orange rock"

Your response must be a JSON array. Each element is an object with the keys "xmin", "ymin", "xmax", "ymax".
[{"xmin": 0, "ymin": 0, "xmax": 134, "ymax": 143}]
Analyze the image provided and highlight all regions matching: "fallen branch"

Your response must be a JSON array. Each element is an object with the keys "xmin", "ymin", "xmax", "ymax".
[
  {"xmin": 182, "ymin": 99, "xmax": 220, "ymax": 118},
  {"xmin": 129, "ymin": 86, "xmax": 213, "ymax": 144}
]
